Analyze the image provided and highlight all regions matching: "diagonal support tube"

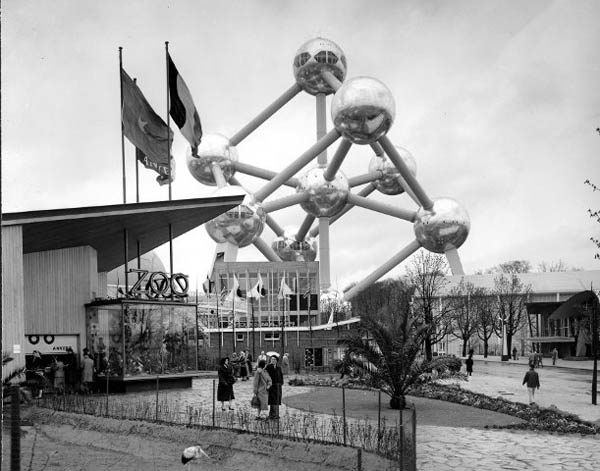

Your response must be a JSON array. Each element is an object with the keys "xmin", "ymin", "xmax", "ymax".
[
  {"xmin": 343, "ymin": 239, "xmax": 422, "ymax": 301},
  {"xmin": 230, "ymin": 83, "xmax": 303, "ymax": 146},
  {"xmin": 296, "ymin": 214, "xmax": 316, "ymax": 241},
  {"xmin": 262, "ymin": 192, "xmax": 310, "ymax": 213},
  {"xmin": 378, "ymin": 135, "xmax": 434, "ymax": 210},
  {"xmin": 211, "ymin": 162, "xmax": 228, "ymax": 189},
  {"xmin": 346, "ymin": 193, "xmax": 417, "ymax": 221},
  {"xmin": 253, "ymin": 237, "xmax": 283, "ymax": 262},
  {"xmin": 323, "ymin": 139, "xmax": 352, "ymax": 181},
  {"xmin": 321, "ymin": 70, "xmax": 343, "ymax": 91},
  {"xmin": 310, "ymin": 182, "xmax": 377, "ymax": 237},
  {"xmin": 233, "ymin": 161, "xmax": 299, "ymax": 188},
  {"xmin": 445, "ymin": 247, "xmax": 465, "ymax": 276},
  {"xmin": 254, "ymin": 129, "xmax": 341, "ymax": 202},
  {"xmin": 265, "ymin": 214, "xmax": 285, "ymax": 237},
  {"xmin": 348, "ymin": 171, "xmax": 383, "ymax": 188}
]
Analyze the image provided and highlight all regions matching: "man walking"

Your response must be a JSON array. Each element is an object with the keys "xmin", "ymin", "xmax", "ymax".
[
  {"xmin": 522, "ymin": 365, "xmax": 540, "ymax": 405},
  {"xmin": 551, "ymin": 347, "xmax": 558, "ymax": 366}
]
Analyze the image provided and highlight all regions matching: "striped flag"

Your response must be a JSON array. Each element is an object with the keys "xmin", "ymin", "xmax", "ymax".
[
  {"xmin": 277, "ymin": 277, "xmax": 294, "ymax": 299},
  {"xmin": 167, "ymin": 53, "xmax": 203, "ymax": 151},
  {"xmin": 248, "ymin": 273, "xmax": 266, "ymax": 299}
]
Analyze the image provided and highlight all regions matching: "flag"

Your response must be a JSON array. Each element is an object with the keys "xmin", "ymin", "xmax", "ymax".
[
  {"xmin": 167, "ymin": 53, "xmax": 203, "ymax": 151},
  {"xmin": 121, "ymin": 68, "xmax": 174, "ymax": 179},
  {"xmin": 136, "ymin": 147, "xmax": 175, "ymax": 185},
  {"xmin": 277, "ymin": 277, "xmax": 294, "ymax": 299},
  {"xmin": 248, "ymin": 273, "xmax": 266, "ymax": 299},
  {"xmin": 224, "ymin": 275, "xmax": 244, "ymax": 302},
  {"xmin": 202, "ymin": 276, "xmax": 214, "ymax": 295}
]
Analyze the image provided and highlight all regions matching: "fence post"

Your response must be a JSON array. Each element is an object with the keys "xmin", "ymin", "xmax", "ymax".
[
  {"xmin": 105, "ymin": 371, "xmax": 109, "ymax": 417},
  {"xmin": 398, "ymin": 408, "xmax": 404, "ymax": 471},
  {"xmin": 212, "ymin": 379, "xmax": 216, "ymax": 427},
  {"xmin": 377, "ymin": 389, "xmax": 381, "ymax": 452},
  {"xmin": 155, "ymin": 375, "xmax": 159, "ymax": 422},
  {"xmin": 11, "ymin": 385, "xmax": 20, "ymax": 471},
  {"xmin": 357, "ymin": 447, "xmax": 362, "ymax": 471},
  {"xmin": 412, "ymin": 406, "xmax": 417, "ymax": 471},
  {"xmin": 342, "ymin": 386, "xmax": 347, "ymax": 446}
]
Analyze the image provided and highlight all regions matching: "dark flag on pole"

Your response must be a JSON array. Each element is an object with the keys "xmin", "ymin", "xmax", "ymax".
[
  {"xmin": 135, "ymin": 147, "xmax": 174, "ymax": 186},
  {"xmin": 167, "ymin": 53, "xmax": 203, "ymax": 152},
  {"xmin": 121, "ymin": 68, "xmax": 174, "ymax": 182}
]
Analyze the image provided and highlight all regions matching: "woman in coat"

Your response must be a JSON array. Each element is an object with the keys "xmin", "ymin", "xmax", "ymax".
[
  {"xmin": 265, "ymin": 355, "xmax": 284, "ymax": 419},
  {"xmin": 217, "ymin": 357, "xmax": 235, "ymax": 410},
  {"xmin": 252, "ymin": 359, "xmax": 272, "ymax": 420}
]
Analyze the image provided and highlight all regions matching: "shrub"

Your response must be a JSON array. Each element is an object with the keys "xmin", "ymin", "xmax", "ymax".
[{"xmin": 422, "ymin": 356, "xmax": 462, "ymax": 375}]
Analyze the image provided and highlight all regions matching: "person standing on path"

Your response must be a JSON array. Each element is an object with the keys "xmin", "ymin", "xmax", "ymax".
[
  {"xmin": 252, "ymin": 359, "xmax": 272, "ymax": 420},
  {"xmin": 81, "ymin": 353, "xmax": 95, "ymax": 394},
  {"xmin": 522, "ymin": 365, "xmax": 540, "ymax": 405},
  {"xmin": 465, "ymin": 352, "xmax": 474, "ymax": 377},
  {"xmin": 281, "ymin": 352, "xmax": 290, "ymax": 376},
  {"xmin": 551, "ymin": 347, "xmax": 558, "ymax": 366},
  {"xmin": 265, "ymin": 355, "xmax": 283, "ymax": 419},
  {"xmin": 217, "ymin": 357, "xmax": 236, "ymax": 411}
]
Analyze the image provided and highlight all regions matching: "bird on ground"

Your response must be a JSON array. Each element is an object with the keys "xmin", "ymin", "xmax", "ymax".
[{"xmin": 181, "ymin": 445, "xmax": 210, "ymax": 464}]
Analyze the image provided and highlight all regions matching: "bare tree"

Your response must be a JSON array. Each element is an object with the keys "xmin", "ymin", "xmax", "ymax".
[
  {"xmin": 492, "ymin": 274, "xmax": 530, "ymax": 355},
  {"xmin": 448, "ymin": 280, "xmax": 480, "ymax": 357},
  {"xmin": 585, "ymin": 179, "xmax": 599, "ymax": 260},
  {"xmin": 472, "ymin": 287, "xmax": 496, "ymax": 358},
  {"xmin": 476, "ymin": 260, "xmax": 532, "ymax": 275},
  {"xmin": 405, "ymin": 250, "xmax": 454, "ymax": 361},
  {"xmin": 537, "ymin": 260, "xmax": 568, "ymax": 272}
]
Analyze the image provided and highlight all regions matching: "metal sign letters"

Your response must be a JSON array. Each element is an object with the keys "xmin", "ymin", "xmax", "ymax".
[{"xmin": 127, "ymin": 269, "xmax": 189, "ymax": 299}]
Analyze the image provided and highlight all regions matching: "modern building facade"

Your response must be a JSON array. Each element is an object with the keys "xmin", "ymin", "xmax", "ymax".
[{"xmin": 1, "ymin": 195, "xmax": 243, "ymax": 391}]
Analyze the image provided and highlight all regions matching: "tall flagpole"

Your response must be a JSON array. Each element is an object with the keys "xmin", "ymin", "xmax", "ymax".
[
  {"xmin": 133, "ymin": 77, "xmax": 140, "ymax": 203},
  {"xmin": 118, "ymin": 47, "xmax": 126, "ymax": 204},
  {"xmin": 165, "ymin": 41, "xmax": 172, "ymax": 200}
]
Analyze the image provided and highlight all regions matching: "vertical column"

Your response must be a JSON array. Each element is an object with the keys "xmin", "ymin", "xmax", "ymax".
[{"xmin": 316, "ymin": 93, "xmax": 331, "ymax": 291}]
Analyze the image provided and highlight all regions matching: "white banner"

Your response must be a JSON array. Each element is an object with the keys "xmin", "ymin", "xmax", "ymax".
[{"xmin": 24, "ymin": 334, "xmax": 79, "ymax": 355}]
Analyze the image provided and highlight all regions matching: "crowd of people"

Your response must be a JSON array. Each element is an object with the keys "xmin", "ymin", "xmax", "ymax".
[{"xmin": 217, "ymin": 350, "xmax": 290, "ymax": 420}]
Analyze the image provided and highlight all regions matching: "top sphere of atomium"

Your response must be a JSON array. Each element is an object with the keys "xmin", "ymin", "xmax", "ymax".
[
  {"xmin": 293, "ymin": 37, "xmax": 347, "ymax": 96},
  {"xmin": 297, "ymin": 167, "xmax": 349, "ymax": 218},
  {"xmin": 186, "ymin": 133, "xmax": 238, "ymax": 186},
  {"xmin": 271, "ymin": 226, "xmax": 317, "ymax": 262},
  {"xmin": 205, "ymin": 187, "xmax": 266, "ymax": 248},
  {"xmin": 331, "ymin": 76, "xmax": 395, "ymax": 144},
  {"xmin": 368, "ymin": 146, "xmax": 417, "ymax": 195},
  {"xmin": 413, "ymin": 197, "xmax": 470, "ymax": 254}
]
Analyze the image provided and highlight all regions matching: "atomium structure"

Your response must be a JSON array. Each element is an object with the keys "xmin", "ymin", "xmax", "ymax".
[{"xmin": 189, "ymin": 37, "xmax": 470, "ymax": 303}]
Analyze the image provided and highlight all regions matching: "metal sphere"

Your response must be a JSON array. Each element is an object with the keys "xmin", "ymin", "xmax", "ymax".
[
  {"xmin": 293, "ymin": 37, "xmax": 347, "ymax": 96},
  {"xmin": 186, "ymin": 133, "xmax": 238, "ymax": 186},
  {"xmin": 271, "ymin": 226, "xmax": 317, "ymax": 262},
  {"xmin": 297, "ymin": 167, "xmax": 349, "ymax": 218},
  {"xmin": 205, "ymin": 187, "xmax": 266, "ymax": 248},
  {"xmin": 331, "ymin": 76, "xmax": 395, "ymax": 144},
  {"xmin": 413, "ymin": 197, "xmax": 470, "ymax": 254},
  {"xmin": 368, "ymin": 146, "xmax": 417, "ymax": 195}
]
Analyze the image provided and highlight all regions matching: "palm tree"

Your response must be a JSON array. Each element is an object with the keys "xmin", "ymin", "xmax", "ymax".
[{"xmin": 340, "ymin": 279, "xmax": 428, "ymax": 409}]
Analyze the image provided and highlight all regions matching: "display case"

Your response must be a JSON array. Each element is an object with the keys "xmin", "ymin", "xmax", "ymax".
[{"xmin": 85, "ymin": 299, "xmax": 201, "ymax": 391}]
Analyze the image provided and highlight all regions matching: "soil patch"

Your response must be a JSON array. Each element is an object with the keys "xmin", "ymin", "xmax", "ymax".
[{"xmin": 2, "ymin": 406, "xmax": 395, "ymax": 471}]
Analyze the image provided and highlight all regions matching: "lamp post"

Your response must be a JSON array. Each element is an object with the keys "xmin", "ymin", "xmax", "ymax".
[{"xmin": 499, "ymin": 314, "xmax": 510, "ymax": 361}]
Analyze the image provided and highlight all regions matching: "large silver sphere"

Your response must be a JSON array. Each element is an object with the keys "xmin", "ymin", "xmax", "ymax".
[
  {"xmin": 205, "ymin": 186, "xmax": 266, "ymax": 248},
  {"xmin": 271, "ymin": 226, "xmax": 317, "ymax": 262},
  {"xmin": 368, "ymin": 146, "xmax": 417, "ymax": 195},
  {"xmin": 293, "ymin": 37, "xmax": 347, "ymax": 95},
  {"xmin": 186, "ymin": 133, "xmax": 238, "ymax": 186},
  {"xmin": 331, "ymin": 76, "xmax": 395, "ymax": 144},
  {"xmin": 297, "ymin": 167, "xmax": 349, "ymax": 218},
  {"xmin": 413, "ymin": 197, "xmax": 470, "ymax": 254}
]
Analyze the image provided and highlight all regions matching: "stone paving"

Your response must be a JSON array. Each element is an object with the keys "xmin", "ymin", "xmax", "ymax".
[{"xmin": 128, "ymin": 371, "xmax": 600, "ymax": 470}]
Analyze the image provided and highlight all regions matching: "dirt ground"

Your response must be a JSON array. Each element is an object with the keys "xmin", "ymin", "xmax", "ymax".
[{"xmin": 2, "ymin": 407, "xmax": 395, "ymax": 471}]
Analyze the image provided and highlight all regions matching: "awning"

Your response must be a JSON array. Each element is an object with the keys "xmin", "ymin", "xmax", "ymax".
[{"xmin": 548, "ymin": 290, "xmax": 600, "ymax": 321}]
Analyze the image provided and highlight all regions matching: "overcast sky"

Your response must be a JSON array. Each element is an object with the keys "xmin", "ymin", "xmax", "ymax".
[{"xmin": 2, "ymin": 0, "xmax": 600, "ymax": 290}]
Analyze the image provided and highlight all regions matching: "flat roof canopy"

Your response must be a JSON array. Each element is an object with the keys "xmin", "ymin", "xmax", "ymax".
[{"xmin": 1, "ymin": 195, "xmax": 244, "ymax": 272}]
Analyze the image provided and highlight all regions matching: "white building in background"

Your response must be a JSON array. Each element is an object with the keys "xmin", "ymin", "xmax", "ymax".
[{"xmin": 434, "ymin": 270, "xmax": 600, "ymax": 358}]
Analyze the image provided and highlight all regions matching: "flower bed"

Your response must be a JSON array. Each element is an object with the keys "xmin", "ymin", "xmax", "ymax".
[{"xmin": 288, "ymin": 375, "xmax": 600, "ymax": 435}]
